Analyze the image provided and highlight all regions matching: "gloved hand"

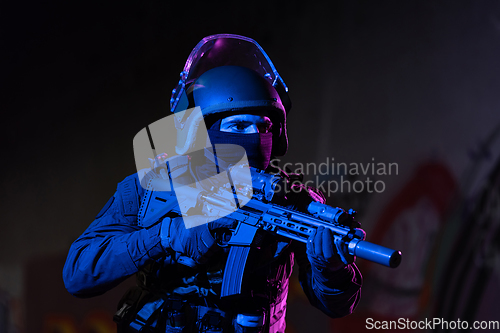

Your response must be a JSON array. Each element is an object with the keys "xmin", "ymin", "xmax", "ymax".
[
  {"xmin": 307, "ymin": 207, "xmax": 361, "ymax": 273},
  {"xmin": 160, "ymin": 216, "xmax": 238, "ymax": 265},
  {"xmin": 306, "ymin": 227, "xmax": 354, "ymax": 274}
]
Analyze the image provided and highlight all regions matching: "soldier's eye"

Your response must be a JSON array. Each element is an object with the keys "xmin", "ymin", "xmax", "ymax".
[{"xmin": 235, "ymin": 123, "xmax": 248, "ymax": 130}]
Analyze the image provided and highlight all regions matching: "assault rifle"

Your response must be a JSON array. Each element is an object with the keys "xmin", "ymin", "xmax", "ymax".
[{"xmin": 138, "ymin": 165, "xmax": 402, "ymax": 298}]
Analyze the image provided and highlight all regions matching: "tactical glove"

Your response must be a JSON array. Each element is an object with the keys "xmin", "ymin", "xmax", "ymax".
[{"xmin": 306, "ymin": 226, "xmax": 349, "ymax": 273}]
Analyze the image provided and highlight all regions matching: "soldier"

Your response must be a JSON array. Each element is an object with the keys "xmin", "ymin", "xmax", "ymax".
[{"xmin": 63, "ymin": 34, "xmax": 362, "ymax": 333}]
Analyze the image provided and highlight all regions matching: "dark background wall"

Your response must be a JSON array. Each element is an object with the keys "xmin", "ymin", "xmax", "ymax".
[{"xmin": 2, "ymin": 1, "xmax": 500, "ymax": 332}]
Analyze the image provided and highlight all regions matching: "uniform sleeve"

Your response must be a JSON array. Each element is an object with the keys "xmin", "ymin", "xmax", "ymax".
[
  {"xmin": 62, "ymin": 174, "xmax": 166, "ymax": 298},
  {"xmin": 294, "ymin": 243, "xmax": 362, "ymax": 318}
]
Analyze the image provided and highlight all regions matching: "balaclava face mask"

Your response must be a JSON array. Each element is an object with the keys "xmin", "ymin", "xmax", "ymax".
[
  {"xmin": 207, "ymin": 118, "xmax": 273, "ymax": 171},
  {"xmin": 191, "ymin": 118, "xmax": 273, "ymax": 192}
]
